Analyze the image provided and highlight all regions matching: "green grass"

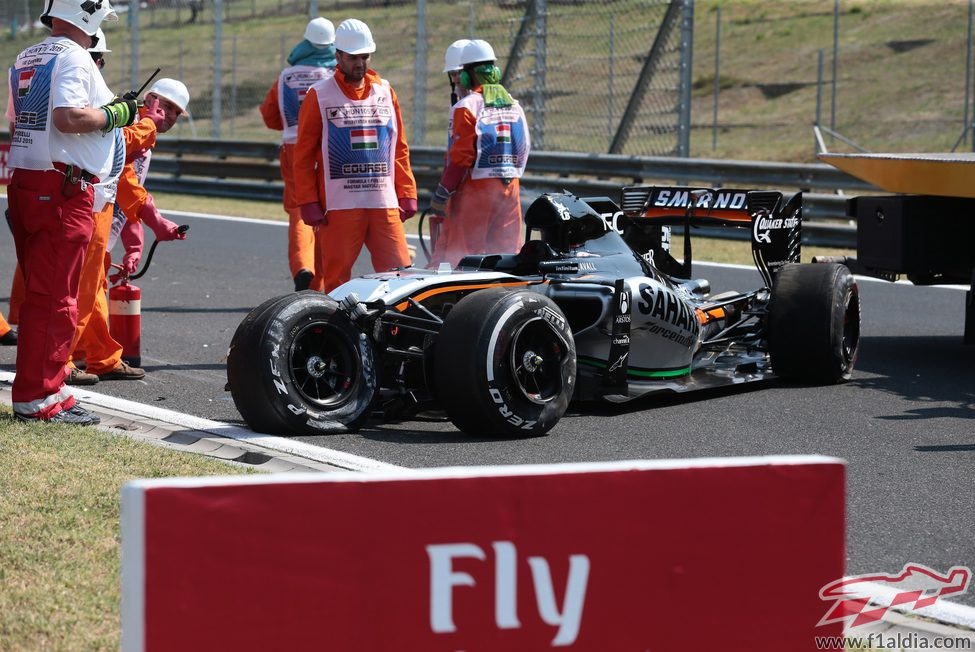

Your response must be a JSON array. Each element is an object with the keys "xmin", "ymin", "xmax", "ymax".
[{"xmin": 0, "ymin": 407, "xmax": 252, "ymax": 652}]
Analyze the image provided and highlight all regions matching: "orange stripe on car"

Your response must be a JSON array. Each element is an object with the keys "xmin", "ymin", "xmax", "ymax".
[
  {"xmin": 394, "ymin": 281, "xmax": 535, "ymax": 312},
  {"xmin": 696, "ymin": 307, "xmax": 726, "ymax": 323}
]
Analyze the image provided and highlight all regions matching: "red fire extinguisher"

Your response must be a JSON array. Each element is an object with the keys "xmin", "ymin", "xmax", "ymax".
[
  {"xmin": 109, "ymin": 280, "xmax": 142, "ymax": 367},
  {"xmin": 108, "ymin": 224, "xmax": 188, "ymax": 368}
]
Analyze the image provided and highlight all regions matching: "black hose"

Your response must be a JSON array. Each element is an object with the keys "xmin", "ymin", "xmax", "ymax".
[
  {"xmin": 130, "ymin": 224, "xmax": 189, "ymax": 280},
  {"xmin": 418, "ymin": 209, "xmax": 433, "ymax": 262}
]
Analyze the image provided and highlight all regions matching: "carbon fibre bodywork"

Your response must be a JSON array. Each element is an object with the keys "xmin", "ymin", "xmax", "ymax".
[
  {"xmin": 229, "ymin": 186, "xmax": 862, "ymax": 437},
  {"xmin": 328, "ymin": 187, "xmax": 803, "ymax": 406}
]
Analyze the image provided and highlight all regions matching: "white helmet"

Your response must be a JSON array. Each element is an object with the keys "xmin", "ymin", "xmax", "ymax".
[
  {"xmin": 443, "ymin": 39, "xmax": 472, "ymax": 73},
  {"xmin": 148, "ymin": 78, "xmax": 190, "ymax": 113},
  {"xmin": 88, "ymin": 27, "xmax": 110, "ymax": 53},
  {"xmin": 459, "ymin": 39, "xmax": 496, "ymax": 66},
  {"xmin": 304, "ymin": 17, "xmax": 335, "ymax": 46},
  {"xmin": 334, "ymin": 18, "xmax": 375, "ymax": 55},
  {"xmin": 41, "ymin": 0, "xmax": 118, "ymax": 37}
]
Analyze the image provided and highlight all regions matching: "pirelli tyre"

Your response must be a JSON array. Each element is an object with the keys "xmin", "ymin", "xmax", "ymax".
[
  {"xmin": 435, "ymin": 288, "xmax": 576, "ymax": 438},
  {"xmin": 227, "ymin": 292, "xmax": 378, "ymax": 435},
  {"xmin": 767, "ymin": 262, "xmax": 861, "ymax": 384}
]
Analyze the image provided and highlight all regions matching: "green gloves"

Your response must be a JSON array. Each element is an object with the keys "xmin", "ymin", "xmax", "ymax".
[{"xmin": 100, "ymin": 98, "xmax": 140, "ymax": 133}]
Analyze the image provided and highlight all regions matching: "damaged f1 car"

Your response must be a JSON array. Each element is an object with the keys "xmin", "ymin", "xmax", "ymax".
[{"xmin": 227, "ymin": 186, "xmax": 861, "ymax": 438}]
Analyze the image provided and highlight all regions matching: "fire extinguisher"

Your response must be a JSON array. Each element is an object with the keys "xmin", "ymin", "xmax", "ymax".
[
  {"xmin": 109, "ymin": 224, "xmax": 189, "ymax": 368},
  {"xmin": 109, "ymin": 280, "xmax": 141, "ymax": 367}
]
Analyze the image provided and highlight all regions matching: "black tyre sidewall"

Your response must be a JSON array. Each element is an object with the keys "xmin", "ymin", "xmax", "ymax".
[
  {"xmin": 227, "ymin": 293, "xmax": 300, "ymax": 433},
  {"xmin": 436, "ymin": 288, "xmax": 575, "ymax": 437},
  {"xmin": 230, "ymin": 293, "xmax": 377, "ymax": 434},
  {"xmin": 768, "ymin": 263, "xmax": 860, "ymax": 383}
]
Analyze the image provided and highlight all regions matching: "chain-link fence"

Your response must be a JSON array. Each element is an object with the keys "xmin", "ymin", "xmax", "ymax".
[
  {"xmin": 3, "ymin": 1, "xmax": 974, "ymax": 161},
  {"xmin": 3, "ymin": 0, "xmax": 689, "ymax": 155}
]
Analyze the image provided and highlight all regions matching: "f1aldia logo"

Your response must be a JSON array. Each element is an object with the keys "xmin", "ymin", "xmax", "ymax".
[{"xmin": 818, "ymin": 563, "xmax": 971, "ymax": 628}]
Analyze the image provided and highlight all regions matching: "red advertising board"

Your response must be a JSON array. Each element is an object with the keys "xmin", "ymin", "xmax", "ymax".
[
  {"xmin": 121, "ymin": 456, "xmax": 845, "ymax": 651},
  {"xmin": 0, "ymin": 143, "xmax": 10, "ymax": 185}
]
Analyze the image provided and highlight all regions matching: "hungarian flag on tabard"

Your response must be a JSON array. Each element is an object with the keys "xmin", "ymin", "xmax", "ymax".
[
  {"xmin": 18, "ymin": 70, "xmax": 35, "ymax": 97},
  {"xmin": 496, "ymin": 123, "xmax": 511, "ymax": 143},
  {"xmin": 351, "ymin": 128, "xmax": 378, "ymax": 150}
]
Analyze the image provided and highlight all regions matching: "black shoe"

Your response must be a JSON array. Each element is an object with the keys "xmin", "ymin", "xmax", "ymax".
[
  {"xmin": 0, "ymin": 329, "xmax": 16, "ymax": 345},
  {"xmin": 15, "ymin": 404, "xmax": 100, "ymax": 426},
  {"xmin": 294, "ymin": 269, "xmax": 314, "ymax": 292},
  {"xmin": 64, "ymin": 404, "xmax": 101, "ymax": 425}
]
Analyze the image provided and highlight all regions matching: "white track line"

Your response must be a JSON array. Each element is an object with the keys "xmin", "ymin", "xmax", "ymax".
[
  {"xmin": 853, "ymin": 580, "xmax": 975, "ymax": 630},
  {"xmin": 0, "ymin": 371, "xmax": 402, "ymax": 473}
]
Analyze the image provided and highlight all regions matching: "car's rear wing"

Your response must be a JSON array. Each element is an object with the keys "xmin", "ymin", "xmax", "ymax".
[{"xmin": 616, "ymin": 185, "xmax": 803, "ymax": 286}]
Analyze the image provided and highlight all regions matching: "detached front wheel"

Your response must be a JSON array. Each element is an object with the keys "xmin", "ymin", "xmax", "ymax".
[
  {"xmin": 227, "ymin": 292, "xmax": 378, "ymax": 435},
  {"xmin": 434, "ymin": 288, "xmax": 575, "ymax": 437}
]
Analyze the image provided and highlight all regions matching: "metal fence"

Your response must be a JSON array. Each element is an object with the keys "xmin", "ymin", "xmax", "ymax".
[
  {"xmin": 3, "ymin": 1, "xmax": 973, "ymax": 160},
  {"xmin": 2, "ymin": 0, "xmax": 692, "ymax": 155}
]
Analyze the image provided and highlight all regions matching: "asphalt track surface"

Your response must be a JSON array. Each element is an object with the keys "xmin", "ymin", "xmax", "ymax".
[{"xmin": 1, "ymin": 200, "xmax": 973, "ymax": 607}]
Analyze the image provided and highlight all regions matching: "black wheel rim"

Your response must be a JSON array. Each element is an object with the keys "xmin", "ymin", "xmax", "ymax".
[
  {"xmin": 289, "ymin": 320, "xmax": 360, "ymax": 408},
  {"xmin": 842, "ymin": 286, "xmax": 861, "ymax": 365},
  {"xmin": 508, "ymin": 318, "xmax": 568, "ymax": 405}
]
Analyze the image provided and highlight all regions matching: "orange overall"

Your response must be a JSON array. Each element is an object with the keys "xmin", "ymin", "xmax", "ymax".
[
  {"xmin": 0, "ymin": 311, "xmax": 11, "ymax": 338},
  {"xmin": 432, "ymin": 89, "xmax": 524, "ymax": 267},
  {"xmin": 260, "ymin": 81, "xmax": 320, "ymax": 288},
  {"xmin": 69, "ymin": 115, "xmax": 156, "ymax": 375},
  {"xmin": 293, "ymin": 69, "xmax": 415, "ymax": 294}
]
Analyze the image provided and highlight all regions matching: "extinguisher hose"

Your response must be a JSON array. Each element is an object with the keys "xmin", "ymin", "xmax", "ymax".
[
  {"xmin": 418, "ymin": 209, "xmax": 432, "ymax": 262},
  {"xmin": 130, "ymin": 224, "xmax": 190, "ymax": 280}
]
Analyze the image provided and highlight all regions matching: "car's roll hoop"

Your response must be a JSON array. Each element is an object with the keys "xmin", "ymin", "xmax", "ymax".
[{"xmin": 524, "ymin": 193, "xmax": 610, "ymax": 253}]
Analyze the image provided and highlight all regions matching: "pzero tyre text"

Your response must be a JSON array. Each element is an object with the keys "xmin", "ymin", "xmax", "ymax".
[
  {"xmin": 435, "ymin": 287, "xmax": 576, "ymax": 437},
  {"xmin": 227, "ymin": 292, "xmax": 378, "ymax": 435}
]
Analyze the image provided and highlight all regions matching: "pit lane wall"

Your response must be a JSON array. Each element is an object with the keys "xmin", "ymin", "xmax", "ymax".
[{"xmin": 121, "ymin": 455, "xmax": 845, "ymax": 651}]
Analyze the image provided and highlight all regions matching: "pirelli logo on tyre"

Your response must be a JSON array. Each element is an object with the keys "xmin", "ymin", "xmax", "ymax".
[{"xmin": 536, "ymin": 306, "xmax": 566, "ymax": 332}]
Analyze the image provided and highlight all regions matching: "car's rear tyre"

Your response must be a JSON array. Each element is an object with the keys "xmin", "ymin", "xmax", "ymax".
[
  {"xmin": 227, "ymin": 292, "xmax": 378, "ymax": 435},
  {"xmin": 435, "ymin": 288, "xmax": 575, "ymax": 437},
  {"xmin": 767, "ymin": 262, "xmax": 860, "ymax": 383}
]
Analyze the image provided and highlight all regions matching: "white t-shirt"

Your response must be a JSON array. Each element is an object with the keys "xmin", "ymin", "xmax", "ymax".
[{"xmin": 9, "ymin": 36, "xmax": 116, "ymax": 180}]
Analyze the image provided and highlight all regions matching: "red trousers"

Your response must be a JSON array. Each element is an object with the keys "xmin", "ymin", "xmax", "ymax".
[{"xmin": 7, "ymin": 168, "xmax": 95, "ymax": 417}]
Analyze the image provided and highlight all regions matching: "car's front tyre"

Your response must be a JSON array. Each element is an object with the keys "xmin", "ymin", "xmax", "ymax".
[
  {"xmin": 434, "ymin": 287, "xmax": 576, "ymax": 438},
  {"xmin": 227, "ymin": 292, "xmax": 378, "ymax": 435}
]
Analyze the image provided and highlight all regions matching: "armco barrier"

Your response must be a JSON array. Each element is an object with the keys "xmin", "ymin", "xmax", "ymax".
[
  {"xmin": 147, "ymin": 138, "xmax": 863, "ymax": 248},
  {"xmin": 0, "ymin": 133, "xmax": 862, "ymax": 247},
  {"xmin": 121, "ymin": 456, "xmax": 845, "ymax": 651}
]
